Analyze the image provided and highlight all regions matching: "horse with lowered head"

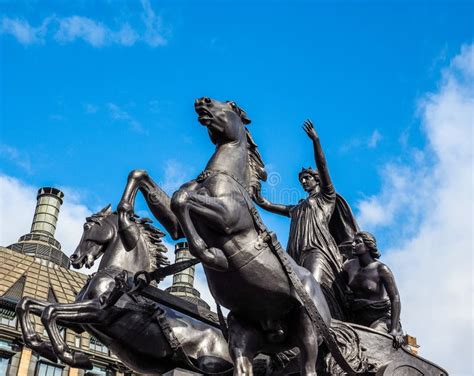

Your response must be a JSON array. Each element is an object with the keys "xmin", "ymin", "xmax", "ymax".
[{"xmin": 16, "ymin": 205, "xmax": 233, "ymax": 375}]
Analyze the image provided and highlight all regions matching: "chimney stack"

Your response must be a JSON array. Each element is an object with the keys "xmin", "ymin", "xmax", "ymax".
[
  {"xmin": 8, "ymin": 187, "xmax": 70, "ymax": 269},
  {"xmin": 165, "ymin": 242, "xmax": 210, "ymax": 310},
  {"xmin": 30, "ymin": 187, "xmax": 64, "ymax": 237}
]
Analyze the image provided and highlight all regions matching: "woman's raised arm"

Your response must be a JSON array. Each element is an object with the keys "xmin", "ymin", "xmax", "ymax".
[{"xmin": 302, "ymin": 119, "xmax": 334, "ymax": 190}]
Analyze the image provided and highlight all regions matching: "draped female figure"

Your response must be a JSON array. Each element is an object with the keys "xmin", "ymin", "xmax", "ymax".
[{"xmin": 255, "ymin": 120, "xmax": 349, "ymax": 320}]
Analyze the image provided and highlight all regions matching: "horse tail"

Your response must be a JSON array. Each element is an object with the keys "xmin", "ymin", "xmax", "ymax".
[{"xmin": 325, "ymin": 320, "xmax": 369, "ymax": 375}]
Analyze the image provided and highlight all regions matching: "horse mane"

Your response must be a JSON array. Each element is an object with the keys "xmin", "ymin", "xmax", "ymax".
[
  {"xmin": 231, "ymin": 101, "xmax": 267, "ymax": 194},
  {"xmin": 245, "ymin": 127, "xmax": 267, "ymax": 195},
  {"xmin": 133, "ymin": 217, "xmax": 170, "ymax": 270},
  {"xmin": 87, "ymin": 208, "xmax": 170, "ymax": 270}
]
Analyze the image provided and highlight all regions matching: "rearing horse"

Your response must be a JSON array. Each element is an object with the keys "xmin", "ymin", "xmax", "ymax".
[
  {"xmin": 116, "ymin": 98, "xmax": 364, "ymax": 375},
  {"xmin": 169, "ymin": 98, "xmax": 331, "ymax": 375}
]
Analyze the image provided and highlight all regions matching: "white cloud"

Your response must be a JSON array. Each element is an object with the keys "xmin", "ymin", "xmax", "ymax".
[
  {"xmin": 114, "ymin": 23, "xmax": 139, "ymax": 46},
  {"xmin": 161, "ymin": 159, "xmax": 193, "ymax": 195},
  {"xmin": 355, "ymin": 44, "xmax": 473, "ymax": 375},
  {"xmin": 54, "ymin": 17, "xmax": 140, "ymax": 48},
  {"xmin": 367, "ymin": 129, "xmax": 382, "ymax": 148},
  {"xmin": 0, "ymin": 17, "xmax": 50, "ymax": 45},
  {"xmin": 0, "ymin": 175, "xmax": 37, "ymax": 247},
  {"xmin": 55, "ymin": 16, "xmax": 108, "ymax": 47},
  {"xmin": 357, "ymin": 162, "xmax": 433, "ymax": 233},
  {"xmin": 140, "ymin": 0, "xmax": 167, "ymax": 47},
  {"xmin": 339, "ymin": 129, "xmax": 383, "ymax": 153},
  {"xmin": 1, "ymin": 2, "xmax": 166, "ymax": 48},
  {"xmin": 0, "ymin": 143, "xmax": 32, "ymax": 173},
  {"xmin": 107, "ymin": 103, "xmax": 146, "ymax": 134}
]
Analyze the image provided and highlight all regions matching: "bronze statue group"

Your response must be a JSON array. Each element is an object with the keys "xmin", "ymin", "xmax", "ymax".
[{"xmin": 16, "ymin": 98, "xmax": 448, "ymax": 376}]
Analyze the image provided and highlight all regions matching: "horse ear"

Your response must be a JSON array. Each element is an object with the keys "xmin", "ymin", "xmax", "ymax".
[
  {"xmin": 99, "ymin": 204, "xmax": 112, "ymax": 215},
  {"xmin": 240, "ymin": 109, "xmax": 251, "ymax": 125},
  {"xmin": 232, "ymin": 102, "xmax": 251, "ymax": 125}
]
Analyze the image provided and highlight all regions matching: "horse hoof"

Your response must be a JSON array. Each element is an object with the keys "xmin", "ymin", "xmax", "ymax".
[
  {"xmin": 117, "ymin": 200, "xmax": 133, "ymax": 215},
  {"xmin": 24, "ymin": 333, "xmax": 42, "ymax": 348},
  {"xmin": 35, "ymin": 343, "xmax": 59, "ymax": 363},
  {"xmin": 72, "ymin": 351, "xmax": 93, "ymax": 370}
]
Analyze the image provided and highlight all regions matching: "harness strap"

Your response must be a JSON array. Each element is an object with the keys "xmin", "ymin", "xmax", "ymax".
[
  {"xmin": 267, "ymin": 233, "xmax": 360, "ymax": 375},
  {"xmin": 226, "ymin": 235, "xmax": 269, "ymax": 270},
  {"xmin": 216, "ymin": 303, "xmax": 229, "ymax": 341},
  {"xmin": 153, "ymin": 308, "xmax": 182, "ymax": 350},
  {"xmin": 204, "ymin": 169, "xmax": 363, "ymax": 375}
]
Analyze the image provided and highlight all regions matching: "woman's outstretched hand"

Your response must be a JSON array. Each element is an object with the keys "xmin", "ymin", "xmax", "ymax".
[{"xmin": 302, "ymin": 119, "xmax": 319, "ymax": 141}]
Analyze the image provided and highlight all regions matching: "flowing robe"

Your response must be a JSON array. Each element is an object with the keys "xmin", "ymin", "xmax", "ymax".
[{"xmin": 287, "ymin": 184, "xmax": 347, "ymax": 319}]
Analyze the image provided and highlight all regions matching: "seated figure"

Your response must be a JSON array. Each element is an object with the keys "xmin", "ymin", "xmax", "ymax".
[{"xmin": 343, "ymin": 231, "xmax": 404, "ymax": 347}]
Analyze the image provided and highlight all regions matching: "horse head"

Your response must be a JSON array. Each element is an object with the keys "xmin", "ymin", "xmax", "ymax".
[
  {"xmin": 71, "ymin": 204, "xmax": 169, "ymax": 273},
  {"xmin": 194, "ymin": 97, "xmax": 266, "ymax": 195},
  {"xmin": 70, "ymin": 204, "xmax": 115, "ymax": 269},
  {"xmin": 195, "ymin": 97, "xmax": 251, "ymax": 145}
]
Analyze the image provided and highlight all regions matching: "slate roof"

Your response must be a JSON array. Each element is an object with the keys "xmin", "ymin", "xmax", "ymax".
[{"xmin": 0, "ymin": 246, "xmax": 87, "ymax": 307}]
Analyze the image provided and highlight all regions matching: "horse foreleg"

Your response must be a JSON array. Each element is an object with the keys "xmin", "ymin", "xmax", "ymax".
[
  {"xmin": 186, "ymin": 192, "xmax": 245, "ymax": 234},
  {"xmin": 289, "ymin": 307, "xmax": 319, "ymax": 376},
  {"xmin": 16, "ymin": 297, "xmax": 59, "ymax": 362},
  {"xmin": 118, "ymin": 169, "xmax": 183, "ymax": 239},
  {"xmin": 171, "ymin": 189, "xmax": 229, "ymax": 271},
  {"xmin": 41, "ymin": 299, "xmax": 103, "ymax": 369},
  {"xmin": 227, "ymin": 313, "xmax": 261, "ymax": 376}
]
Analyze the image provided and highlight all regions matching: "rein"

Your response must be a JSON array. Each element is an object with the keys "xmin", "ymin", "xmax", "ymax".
[
  {"xmin": 197, "ymin": 169, "xmax": 365, "ymax": 375},
  {"xmin": 197, "ymin": 169, "xmax": 253, "ymax": 196}
]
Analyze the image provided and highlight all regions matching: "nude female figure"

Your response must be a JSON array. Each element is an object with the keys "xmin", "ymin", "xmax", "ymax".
[{"xmin": 343, "ymin": 231, "xmax": 404, "ymax": 348}]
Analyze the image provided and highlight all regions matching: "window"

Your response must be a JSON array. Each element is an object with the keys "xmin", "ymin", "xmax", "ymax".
[
  {"xmin": 0, "ymin": 341, "xmax": 11, "ymax": 352},
  {"xmin": 85, "ymin": 365, "xmax": 114, "ymax": 376},
  {"xmin": 0, "ymin": 312, "xmax": 16, "ymax": 328},
  {"xmin": 89, "ymin": 337, "xmax": 108, "ymax": 354},
  {"xmin": 35, "ymin": 361, "xmax": 62, "ymax": 376},
  {"xmin": 75, "ymin": 336, "xmax": 81, "ymax": 348},
  {"xmin": 0, "ymin": 341, "xmax": 13, "ymax": 376},
  {"xmin": 0, "ymin": 355, "xmax": 11, "ymax": 376}
]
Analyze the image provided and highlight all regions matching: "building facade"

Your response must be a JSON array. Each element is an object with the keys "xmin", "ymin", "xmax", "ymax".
[{"xmin": 0, "ymin": 245, "xmax": 124, "ymax": 376}]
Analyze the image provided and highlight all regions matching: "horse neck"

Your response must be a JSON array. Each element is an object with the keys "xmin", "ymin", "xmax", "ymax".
[
  {"xmin": 206, "ymin": 138, "xmax": 249, "ymax": 184},
  {"xmin": 97, "ymin": 235, "xmax": 152, "ymax": 274}
]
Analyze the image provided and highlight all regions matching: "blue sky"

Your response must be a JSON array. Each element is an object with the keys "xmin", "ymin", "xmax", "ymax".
[
  {"xmin": 1, "ymin": 1, "xmax": 473, "ymax": 374},
  {"xmin": 1, "ymin": 0, "xmax": 472, "ymax": 247}
]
